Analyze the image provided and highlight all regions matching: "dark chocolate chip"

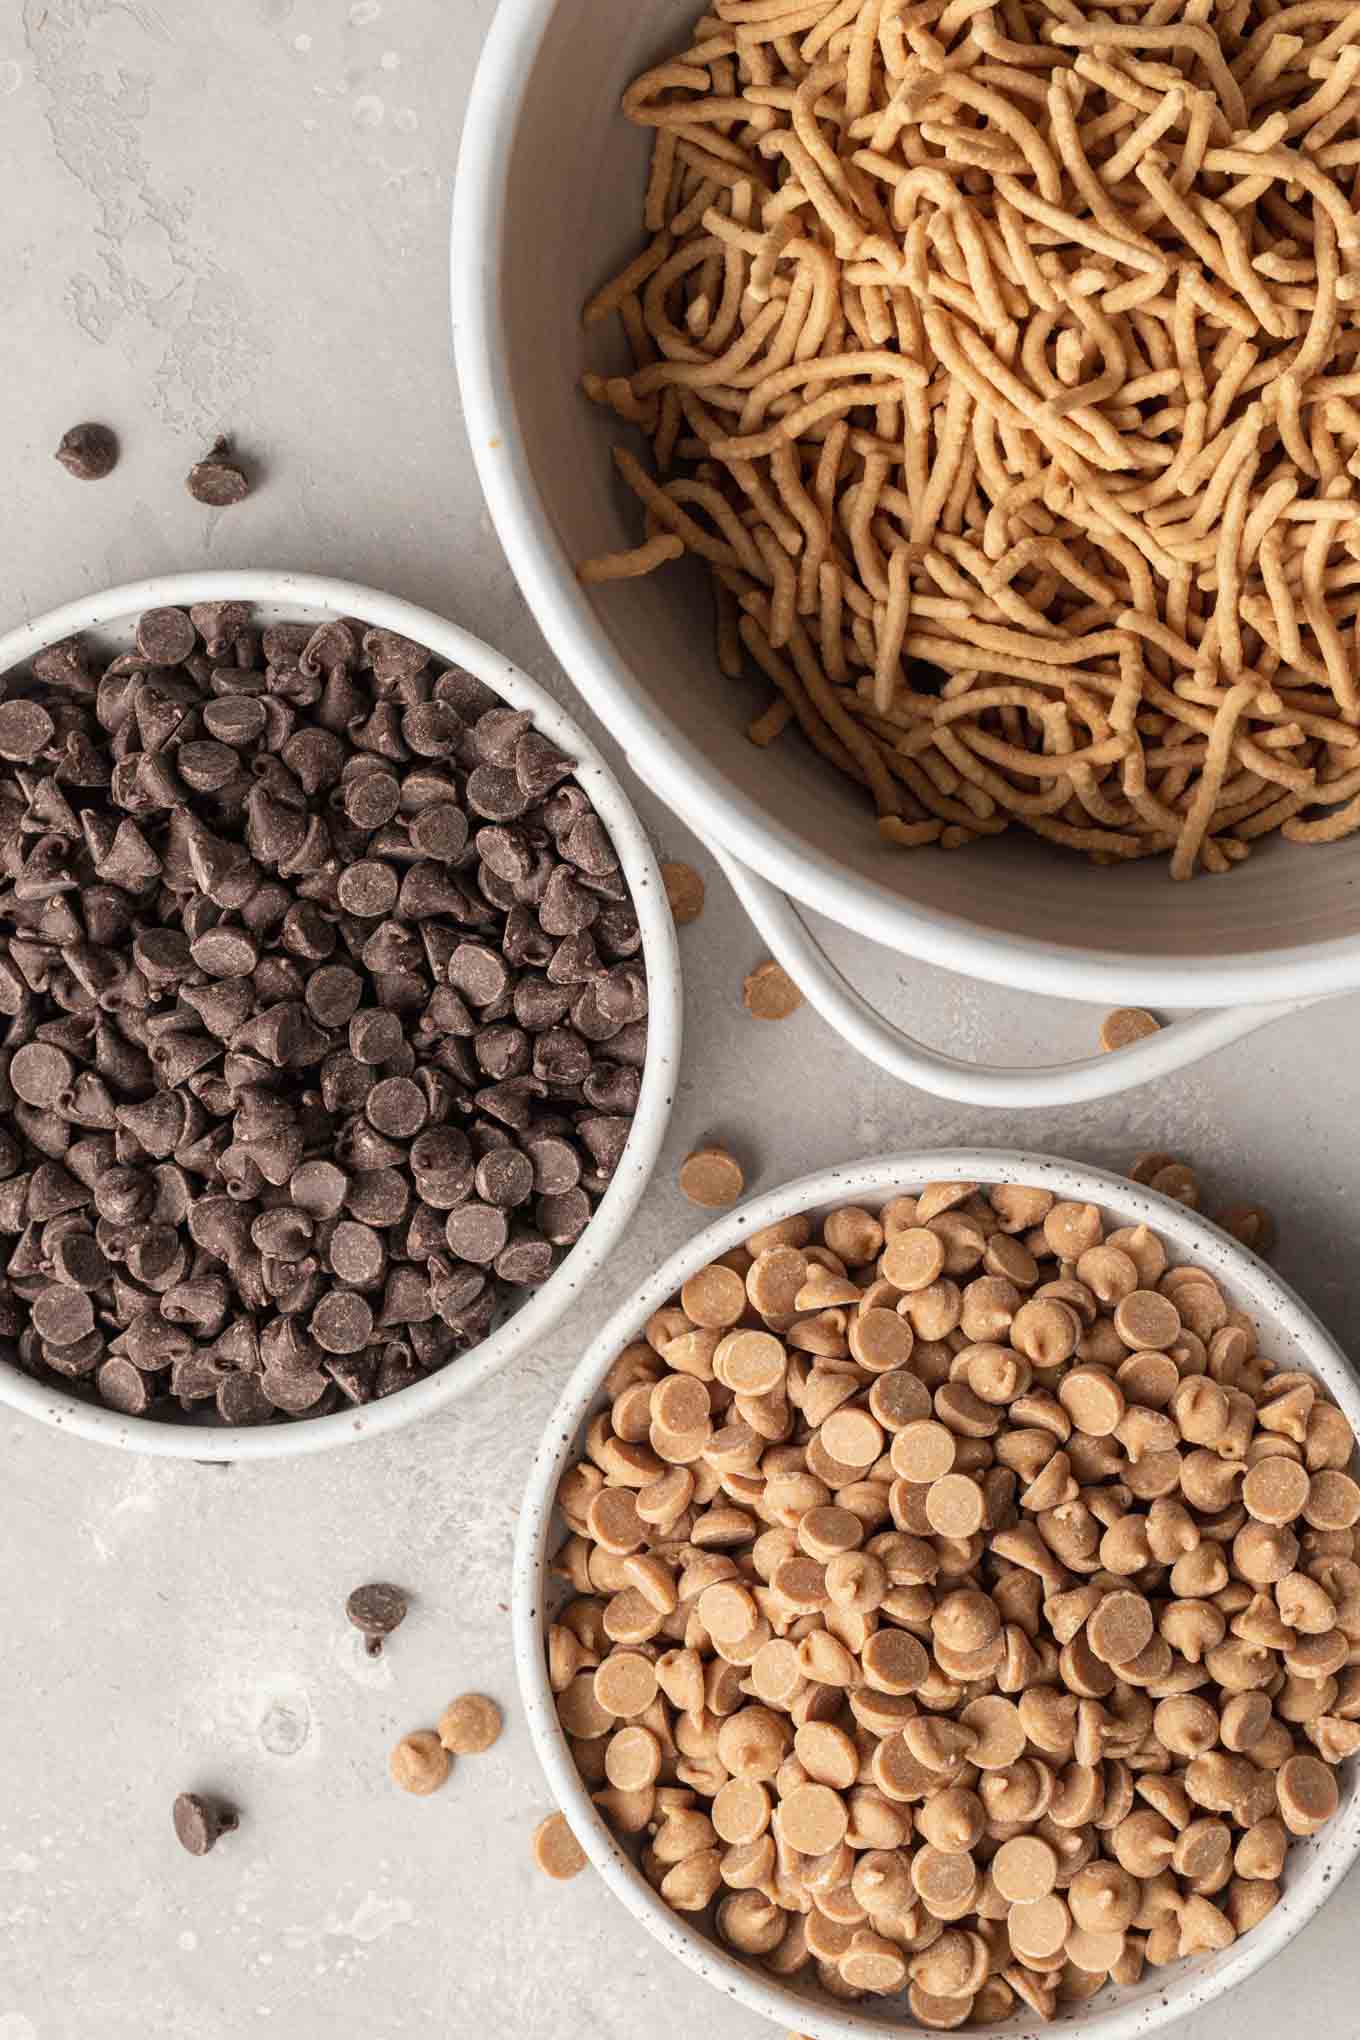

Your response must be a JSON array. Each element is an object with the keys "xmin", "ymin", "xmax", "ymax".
[
  {"xmin": 186, "ymin": 438, "xmax": 251, "ymax": 507},
  {"xmin": 345, "ymin": 1581, "xmax": 408, "ymax": 1640},
  {"xmin": 495, "ymin": 1230, "xmax": 555, "ymax": 1285},
  {"xmin": 173, "ymin": 1792, "xmax": 239, "ymax": 1855},
  {"xmin": 475, "ymin": 1147, "xmax": 533, "ymax": 1208},
  {"xmin": 537, "ymin": 1187, "xmax": 593, "ymax": 1245},
  {"xmin": 310, "ymin": 1290, "xmax": 375, "ymax": 1355},
  {"xmin": 55, "ymin": 422, "xmax": 119, "ymax": 481},
  {"xmin": 443, "ymin": 1202, "xmax": 509, "ymax": 1264}
]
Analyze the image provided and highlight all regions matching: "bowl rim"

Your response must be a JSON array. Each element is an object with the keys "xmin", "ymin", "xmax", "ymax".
[
  {"xmin": 512, "ymin": 1146, "xmax": 1360, "ymax": 2040},
  {"xmin": 0, "ymin": 568, "xmax": 682, "ymax": 1460},
  {"xmin": 452, "ymin": 0, "xmax": 1360, "ymax": 1012}
]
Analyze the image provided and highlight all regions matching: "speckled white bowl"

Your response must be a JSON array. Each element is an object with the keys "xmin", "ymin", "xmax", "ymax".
[
  {"xmin": 514, "ymin": 1149, "xmax": 1360, "ymax": 2039},
  {"xmin": 0, "ymin": 570, "xmax": 681, "ymax": 1459}
]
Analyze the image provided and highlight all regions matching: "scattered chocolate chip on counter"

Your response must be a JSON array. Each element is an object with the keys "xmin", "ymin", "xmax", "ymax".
[
  {"xmin": 345, "ymin": 1581, "xmax": 408, "ymax": 1656},
  {"xmin": 0, "ymin": 603, "xmax": 650, "ymax": 1424},
  {"xmin": 678, "ymin": 1144, "xmax": 744, "ymax": 1210},
  {"xmin": 532, "ymin": 1809, "xmax": 586, "ymax": 1881},
  {"xmin": 1100, "ymin": 1008, "xmax": 1161, "ymax": 1054},
  {"xmin": 185, "ymin": 437, "xmax": 251, "ymax": 507},
  {"xmin": 661, "ymin": 860, "xmax": 704, "ymax": 927},
  {"xmin": 173, "ymin": 1791, "xmax": 238, "ymax": 1856},
  {"xmin": 54, "ymin": 423, "xmax": 119, "ymax": 482},
  {"xmin": 743, "ymin": 959, "xmax": 802, "ymax": 1022},
  {"xmin": 437, "ymin": 1692, "xmax": 503, "ymax": 1756},
  {"xmin": 390, "ymin": 1730, "xmax": 450, "ymax": 1796}
]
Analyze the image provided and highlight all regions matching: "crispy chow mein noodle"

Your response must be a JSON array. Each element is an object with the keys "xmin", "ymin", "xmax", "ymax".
[{"xmin": 578, "ymin": 0, "xmax": 1360, "ymax": 878}]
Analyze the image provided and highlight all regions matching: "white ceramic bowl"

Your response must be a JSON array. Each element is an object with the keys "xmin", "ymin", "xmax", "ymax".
[
  {"xmin": 513, "ymin": 1149, "xmax": 1360, "ymax": 2040},
  {"xmin": 453, "ymin": 0, "xmax": 1355, "ymax": 1105},
  {"xmin": 0, "ymin": 570, "xmax": 681, "ymax": 1460}
]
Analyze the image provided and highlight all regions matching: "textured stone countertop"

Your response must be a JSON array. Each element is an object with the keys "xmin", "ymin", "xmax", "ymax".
[{"xmin": 3, "ymin": 5, "xmax": 1360, "ymax": 2038}]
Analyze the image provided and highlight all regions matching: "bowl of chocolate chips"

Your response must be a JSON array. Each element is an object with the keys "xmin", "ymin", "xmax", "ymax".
[{"xmin": 0, "ymin": 572, "xmax": 680, "ymax": 1456}]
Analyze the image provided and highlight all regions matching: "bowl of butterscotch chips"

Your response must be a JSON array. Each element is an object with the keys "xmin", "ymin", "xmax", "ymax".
[{"xmin": 514, "ymin": 1150, "xmax": 1360, "ymax": 2038}]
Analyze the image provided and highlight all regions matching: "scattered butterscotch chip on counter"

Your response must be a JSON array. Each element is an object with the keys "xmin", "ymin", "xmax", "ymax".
[
  {"xmin": 437, "ymin": 1694, "xmax": 503, "ymax": 1756},
  {"xmin": 55, "ymin": 421, "xmax": 118, "ymax": 481},
  {"xmin": 661, "ymin": 860, "xmax": 705, "ymax": 925},
  {"xmin": 390, "ymin": 1730, "xmax": 450, "ymax": 1796},
  {"xmin": 1100, "ymin": 1007, "xmax": 1161, "ymax": 1053},
  {"xmin": 678, "ymin": 1144, "xmax": 745, "ymax": 1209},
  {"xmin": 532, "ymin": 1809, "xmax": 586, "ymax": 1880},
  {"xmin": 743, "ymin": 959, "xmax": 803, "ymax": 1022}
]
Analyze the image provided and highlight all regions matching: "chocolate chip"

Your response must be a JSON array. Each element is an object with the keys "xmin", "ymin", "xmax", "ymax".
[
  {"xmin": 443, "ymin": 1202, "xmax": 510, "ymax": 1264},
  {"xmin": 475, "ymin": 1147, "xmax": 533, "ymax": 1208},
  {"xmin": 345, "ymin": 1581, "xmax": 407, "ymax": 1659},
  {"xmin": 137, "ymin": 608, "xmax": 197, "ymax": 667},
  {"xmin": 537, "ymin": 1187, "xmax": 592, "ymax": 1245},
  {"xmin": 495, "ymin": 1229, "xmax": 554, "ymax": 1285},
  {"xmin": 0, "ymin": 603, "xmax": 646, "ymax": 1425},
  {"xmin": 173, "ymin": 1792, "xmax": 239, "ymax": 1855},
  {"xmin": 310, "ymin": 1290, "xmax": 374, "ymax": 1355},
  {"xmin": 186, "ymin": 437, "xmax": 250, "ymax": 507},
  {"xmin": 55, "ymin": 422, "xmax": 119, "ymax": 482},
  {"xmin": 0, "ymin": 701, "xmax": 55, "ymax": 764}
]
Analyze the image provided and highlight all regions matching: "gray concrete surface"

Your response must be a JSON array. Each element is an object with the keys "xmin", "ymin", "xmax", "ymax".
[{"xmin": 2, "ymin": 4, "xmax": 1360, "ymax": 2037}]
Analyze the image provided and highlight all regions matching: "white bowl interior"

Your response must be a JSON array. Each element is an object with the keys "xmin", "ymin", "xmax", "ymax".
[
  {"xmin": 464, "ymin": 0, "xmax": 1360, "ymax": 1006},
  {"xmin": 514, "ymin": 1150, "xmax": 1360, "ymax": 2040},
  {"xmin": 0, "ymin": 570, "xmax": 680, "ymax": 1459}
]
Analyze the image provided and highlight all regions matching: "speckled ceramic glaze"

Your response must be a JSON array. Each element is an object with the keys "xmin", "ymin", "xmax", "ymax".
[
  {"xmin": 0, "ymin": 571, "xmax": 681, "ymax": 1460},
  {"xmin": 514, "ymin": 1150, "xmax": 1360, "ymax": 2040}
]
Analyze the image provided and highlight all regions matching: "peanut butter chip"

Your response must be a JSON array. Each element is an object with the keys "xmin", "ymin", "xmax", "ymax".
[
  {"xmin": 681, "ymin": 1263, "xmax": 747, "ymax": 1328},
  {"xmin": 1100, "ymin": 1008, "xmax": 1161, "ymax": 1053},
  {"xmin": 679, "ymin": 1145, "xmax": 744, "ymax": 1209},
  {"xmin": 1305, "ymin": 1469, "xmax": 1360, "ymax": 1530},
  {"xmin": 389, "ymin": 1730, "xmax": 449, "ymax": 1795},
  {"xmin": 891, "ymin": 1419, "xmax": 956, "ymax": 1482},
  {"xmin": 1066, "ymin": 1927, "xmax": 1126, "ymax": 1974},
  {"xmin": 820, "ymin": 1405, "xmax": 883, "ymax": 1468},
  {"xmin": 743, "ymin": 959, "xmax": 803, "ymax": 1020},
  {"xmin": 437, "ymin": 1694, "xmax": 502, "ymax": 1755},
  {"xmin": 533, "ymin": 1810, "xmax": 587, "ymax": 1880},
  {"xmin": 1278, "ymin": 1755, "xmax": 1339, "ymax": 1835},
  {"xmin": 661, "ymin": 861, "xmax": 705, "ymax": 925},
  {"xmin": 992, "ymin": 1835, "xmax": 1058, "ymax": 1903},
  {"xmin": 1114, "ymin": 1289, "xmax": 1182, "ymax": 1350}
]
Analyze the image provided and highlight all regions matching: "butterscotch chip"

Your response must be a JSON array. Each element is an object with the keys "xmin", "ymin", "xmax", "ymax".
[
  {"xmin": 908, "ymin": 1985, "xmax": 973, "ymax": 2030},
  {"xmin": 795, "ymin": 1720, "xmax": 859, "ymax": 1790},
  {"xmin": 586, "ymin": 1487, "xmax": 645, "ymax": 1554},
  {"xmin": 661, "ymin": 861, "xmax": 705, "ymax": 925},
  {"xmin": 881, "ymin": 1227, "xmax": 946, "ymax": 1292},
  {"xmin": 1242, "ymin": 1455, "xmax": 1311, "ymax": 1524},
  {"xmin": 1305, "ymin": 1468, "xmax": 1360, "ymax": 1530},
  {"xmin": 1066, "ymin": 1927, "xmax": 1126, "ymax": 1974},
  {"xmin": 890, "ymin": 1420, "xmax": 956, "ymax": 1483},
  {"xmin": 869, "ymin": 1368, "xmax": 931, "ymax": 1430},
  {"xmin": 848, "ymin": 1305, "xmax": 913, "ymax": 1372},
  {"xmin": 389, "ymin": 1730, "xmax": 449, "ymax": 1795},
  {"xmin": 678, "ymin": 1146, "xmax": 744, "ymax": 1208},
  {"xmin": 840, "ymin": 1934, "xmax": 908, "ymax": 1993},
  {"xmin": 781, "ymin": 1782, "xmax": 848, "ymax": 1853},
  {"xmin": 681, "ymin": 1263, "xmax": 747, "ymax": 1329},
  {"xmin": 743, "ymin": 959, "xmax": 802, "ymax": 1021},
  {"xmin": 437, "ymin": 1694, "xmax": 502, "ymax": 1755},
  {"xmin": 992, "ymin": 1836, "xmax": 1059, "ymax": 1905},
  {"xmin": 714, "ymin": 1329, "xmax": 785, "ymax": 1395},
  {"xmin": 911, "ymin": 1845, "xmax": 977, "ymax": 1914},
  {"xmin": 593, "ymin": 1651, "xmax": 659, "ymax": 1718},
  {"xmin": 1217, "ymin": 1203, "xmax": 1277, "ymax": 1254},
  {"xmin": 959, "ymin": 1697, "xmax": 1024, "ymax": 1770},
  {"xmin": 926, "ymin": 1473, "xmax": 986, "ymax": 1537},
  {"xmin": 1087, "ymin": 1590, "xmax": 1154, "ymax": 1666},
  {"xmin": 712, "ymin": 1777, "xmax": 771, "ymax": 1844},
  {"xmin": 1008, "ymin": 1893, "xmax": 1070, "ymax": 1961},
  {"xmin": 1278, "ymin": 1754, "xmax": 1339, "ymax": 1835},
  {"xmin": 820, "ymin": 1405, "xmax": 883, "ymax": 1468},
  {"xmin": 605, "ymin": 1724, "xmax": 662, "ymax": 1791},
  {"xmin": 861, "ymin": 1627, "xmax": 929, "ymax": 1695},
  {"xmin": 1114, "ymin": 1289, "xmax": 1182, "ymax": 1350},
  {"xmin": 1100, "ymin": 1008, "xmax": 1161, "ymax": 1053},
  {"xmin": 533, "ymin": 1810, "xmax": 587, "ymax": 1880},
  {"xmin": 1068, "ymin": 1862, "xmax": 1139, "ymax": 1934}
]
